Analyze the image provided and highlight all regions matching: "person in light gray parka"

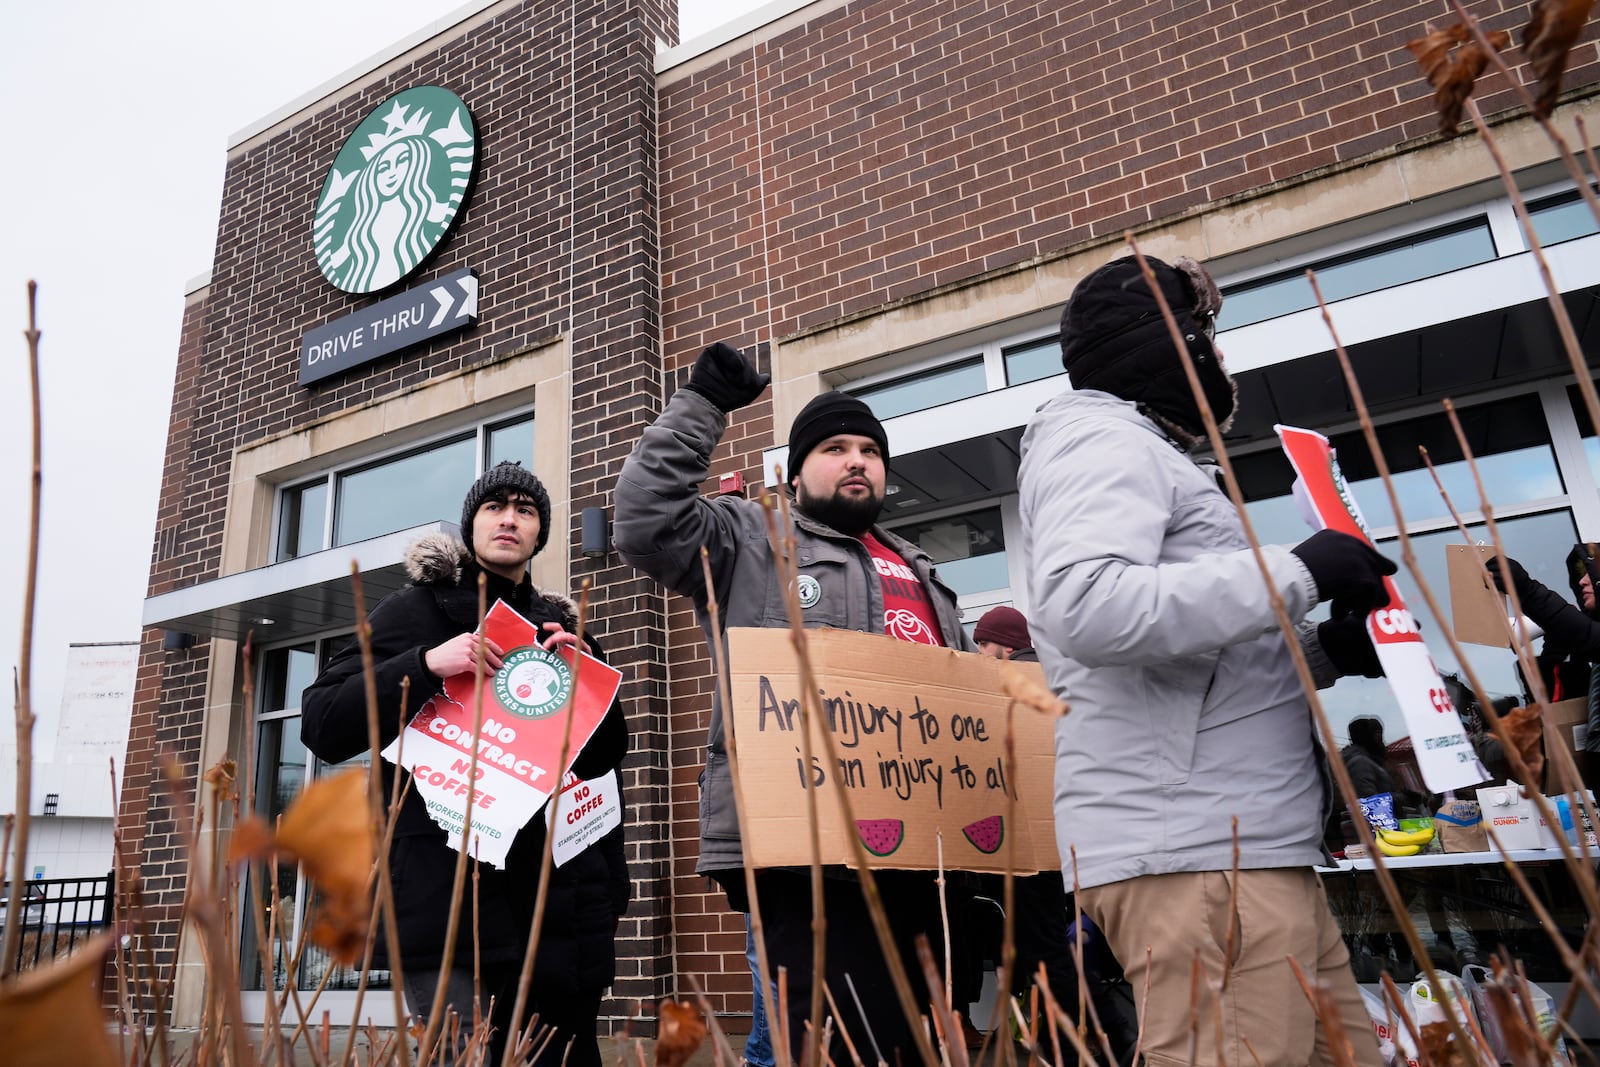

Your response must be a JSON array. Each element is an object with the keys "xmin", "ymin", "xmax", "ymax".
[{"xmin": 1018, "ymin": 254, "xmax": 1393, "ymax": 1067}]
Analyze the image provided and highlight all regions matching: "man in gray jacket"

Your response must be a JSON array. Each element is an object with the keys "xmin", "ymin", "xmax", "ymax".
[
  {"xmin": 614, "ymin": 341, "xmax": 972, "ymax": 1063},
  {"xmin": 1018, "ymin": 255, "xmax": 1391, "ymax": 1067}
]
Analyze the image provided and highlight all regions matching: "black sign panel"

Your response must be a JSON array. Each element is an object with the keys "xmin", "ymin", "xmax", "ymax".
[{"xmin": 299, "ymin": 268, "xmax": 479, "ymax": 386}]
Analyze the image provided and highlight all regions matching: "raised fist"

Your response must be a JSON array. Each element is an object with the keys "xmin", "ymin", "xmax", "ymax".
[{"xmin": 683, "ymin": 341, "xmax": 771, "ymax": 412}]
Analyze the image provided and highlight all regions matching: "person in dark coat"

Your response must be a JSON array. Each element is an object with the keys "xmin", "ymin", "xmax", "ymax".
[
  {"xmin": 1490, "ymin": 545, "xmax": 1600, "ymax": 703},
  {"xmin": 301, "ymin": 462, "xmax": 629, "ymax": 1067},
  {"xmin": 973, "ymin": 605, "xmax": 1037, "ymax": 663}
]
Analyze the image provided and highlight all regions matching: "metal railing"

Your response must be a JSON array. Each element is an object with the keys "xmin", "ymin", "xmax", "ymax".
[{"xmin": 0, "ymin": 871, "xmax": 114, "ymax": 973}]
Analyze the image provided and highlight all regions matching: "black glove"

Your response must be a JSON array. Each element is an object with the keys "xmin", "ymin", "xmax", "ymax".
[
  {"xmin": 1317, "ymin": 615, "xmax": 1384, "ymax": 678},
  {"xmin": 1484, "ymin": 556, "xmax": 1531, "ymax": 597},
  {"xmin": 683, "ymin": 341, "xmax": 770, "ymax": 413},
  {"xmin": 1486, "ymin": 555, "xmax": 1568, "ymax": 632},
  {"xmin": 1290, "ymin": 529, "xmax": 1398, "ymax": 614}
]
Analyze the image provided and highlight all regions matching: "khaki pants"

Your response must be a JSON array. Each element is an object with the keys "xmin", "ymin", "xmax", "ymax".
[{"xmin": 1080, "ymin": 868, "xmax": 1382, "ymax": 1067}]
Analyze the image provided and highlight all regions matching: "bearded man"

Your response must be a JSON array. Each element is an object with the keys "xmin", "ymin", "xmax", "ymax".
[{"xmin": 614, "ymin": 342, "xmax": 973, "ymax": 1063}]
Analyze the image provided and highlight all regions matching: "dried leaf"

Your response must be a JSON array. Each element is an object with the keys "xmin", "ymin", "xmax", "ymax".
[
  {"xmin": 1405, "ymin": 22, "xmax": 1512, "ymax": 133},
  {"xmin": 1504, "ymin": 704, "xmax": 1545, "ymax": 787},
  {"xmin": 227, "ymin": 815, "xmax": 274, "ymax": 864},
  {"xmin": 1001, "ymin": 666, "xmax": 1070, "ymax": 718},
  {"xmin": 203, "ymin": 758, "xmax": 237, "ymax": 794},
  {"xmin": 1419, "ymin": 1021, "xmax": 1467, "ymax": 1067},
  {"xmin": 230, "ymin": 768, "xmax": 374, "ymax": 963},
  {"xmin": 204, "ymin": 758, "xmax": 235, "ymax": 793},
  {"xmin": 655, "ymin": 1000, "xmax": 707, "ymax": 1067},
  {"xmin": 0, "ymin": 934, "xmax": 118, "ymax": 1067},
  {"xmin": 1524, "ymin": 0, "xmax": 1598, "ymax": 118}
]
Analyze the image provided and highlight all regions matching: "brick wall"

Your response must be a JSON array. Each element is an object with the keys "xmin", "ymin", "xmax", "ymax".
[
  {"xmin": 652, "ymin": 0, "xmax": 1600, "ymax": 1017},
  {"xmin": 660, "ymin": 0, "xmax": 1599, "ymax": 354},
  {"xmin": 130, "ymin": 0, "xmax": 1600, "ymax": 1031},
  {"xmin": 130, "ymin": 0, "xmax": 677, "ymax": 1031}
]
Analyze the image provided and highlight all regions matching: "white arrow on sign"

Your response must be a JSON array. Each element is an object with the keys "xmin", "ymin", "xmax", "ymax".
[{"xmin": 429, "ymin": 276, "xmax": 480, "ymax": 328}]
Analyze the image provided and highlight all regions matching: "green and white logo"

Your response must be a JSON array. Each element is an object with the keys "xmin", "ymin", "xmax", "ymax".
[
  {"xmin": 313, "ymin": 86, "xmax": 477, "ymax": 295},
  {"xmin": 493, "ymin": 647, "xmax": 574, "ymax": 719},
  {"xmin": 797, "ymin": 575, "xmax": 822, "ymax": 609}
]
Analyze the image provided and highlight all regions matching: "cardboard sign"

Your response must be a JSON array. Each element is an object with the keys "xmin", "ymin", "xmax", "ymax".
[
  {"xmin": 551, "ymin": 769, "xmax": 623, "ymax": 867},
  {"xmin": 1276, "ymin": 425, "xmax": 1489, "ymax": 792},
  {"xmin": 382, "ymin": 600, "xmax": 623, "ymax": 868},
  {"xmin": 726, "ymin": 627, "xmax": 1060, "ymax": 873},
  {"xmin": 1447, "ymin": 544, "xmax": 1515, "ymax": 647}
]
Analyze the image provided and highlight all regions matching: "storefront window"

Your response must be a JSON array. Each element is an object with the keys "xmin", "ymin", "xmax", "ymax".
[
  {"xmin": 1230, "ymin": 391, "xmax": 1578, "ymax": 737},
  {"xmin": 888, "ymin": 506, "xmax": 1007, "ymax": 597},
  {"xmin": 487, "ymin": 413, "xmax": 535, "ymax": 469},
  {"xmin": 276, "ymin": 481, "xmax": 327, "ymax": 561},
  {"xmin": 1528, "ymin": 188, "xmax": 1600, "ymax": 247},
  {"xmin": 850, "ymin": 357, "xmax": 987, "ymax": 420},
  {"xmin": 1002, "ymin": 335, "xmax": 1063, "ymax": 387},
  {"xmin": 1236, "ymin": 395, "xmax": 1560, "ymax": 537},
  {"xmin": 1217, "ymin": 219, "xmax": 1497, "ymax": 330},
  {"xmin": 334, "ymin": 435, "xmax": 476, "ymax": 547},
  {"xmin": 1317, "ymin": 511, "xmax": 1579, "ymax": 736},
  {"xmin": 275, "ymin": 411, "xmax": 534, "ymax": 561},
  {"xmin": 242, "ymin": 641, "xmax": 390, "ymax": 994}
]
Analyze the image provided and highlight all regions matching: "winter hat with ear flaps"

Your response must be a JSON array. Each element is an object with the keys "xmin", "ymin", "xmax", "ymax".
[{"xmin": 1058, "ymin": 255, "xmax": 1234, "ymax": 440}]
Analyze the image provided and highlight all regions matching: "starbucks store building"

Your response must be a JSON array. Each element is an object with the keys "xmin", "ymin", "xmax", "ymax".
[{"xmin": 131, "ymin": 0, "xmax": 1600, "ymax": 1032}]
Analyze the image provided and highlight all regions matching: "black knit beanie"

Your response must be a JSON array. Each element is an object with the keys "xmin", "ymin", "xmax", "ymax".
[
  {"xmin": 460, "ymin": 461, "xmax": 552, "ymax": 557},
  {"xmin": 786, "ymin": 392, "xmax": 890, "ymax": 481},
  {"xmin": 1058, "ymin": 255, "xmax": 1234, "ymax": 442}
]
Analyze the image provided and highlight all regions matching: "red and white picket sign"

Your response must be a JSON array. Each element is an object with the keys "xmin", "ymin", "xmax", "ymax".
[
  {"xmin": 382, "ymin": 599, "xmax": 622, "ymax": 867},
  {"xmin": 1276, "ymin": 425, "xmax": 1488, "ymax": 792}
]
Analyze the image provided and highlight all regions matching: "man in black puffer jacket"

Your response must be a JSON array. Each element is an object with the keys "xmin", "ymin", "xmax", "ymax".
[{"xmin": 302, "ymin": 462, "xmax": 629, "ymax": 1067}]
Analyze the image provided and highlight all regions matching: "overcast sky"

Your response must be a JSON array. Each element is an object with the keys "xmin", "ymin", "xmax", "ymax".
[{"xmin": 0, "ymin": 0, "xmax": 758, "ymax": 761}]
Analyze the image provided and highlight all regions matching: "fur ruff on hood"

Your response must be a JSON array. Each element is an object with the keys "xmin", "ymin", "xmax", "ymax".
[{"xmin": 403, "ymin": 532, "xmax": 579, "ymax": 623}]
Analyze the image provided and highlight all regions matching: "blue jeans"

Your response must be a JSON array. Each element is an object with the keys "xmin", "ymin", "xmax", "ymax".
[{"xmin": 744, "ymin": 917, "xmax": 775, "ymax": 1067}]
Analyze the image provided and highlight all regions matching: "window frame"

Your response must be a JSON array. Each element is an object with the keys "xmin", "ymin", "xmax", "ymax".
[{"xmin": 270, "ymin": 407, "xmax": 535, "ymax": 562}]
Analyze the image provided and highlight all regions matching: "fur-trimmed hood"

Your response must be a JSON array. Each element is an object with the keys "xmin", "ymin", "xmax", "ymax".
[{"xmin": 403, "ymin": 532, "xmax": 579, "ymax": 625}]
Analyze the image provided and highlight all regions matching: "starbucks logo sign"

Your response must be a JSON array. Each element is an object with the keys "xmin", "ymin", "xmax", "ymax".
[
  {"xmin": 493, "ymin": 648, "xmax": 574, "ymax": 719},
  {"xmin": 313, "ymin": 86, "xmax": 477, "ymax": 295}
]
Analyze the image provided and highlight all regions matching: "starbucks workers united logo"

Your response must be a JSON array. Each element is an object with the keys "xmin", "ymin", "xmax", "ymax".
[
  {"xmin": 494, "ymin": 648, "xmax": 574, "ymax": 719},
  {"xmin": 314, "ymin": 86, "xmax": 477, "ymax": 294}
]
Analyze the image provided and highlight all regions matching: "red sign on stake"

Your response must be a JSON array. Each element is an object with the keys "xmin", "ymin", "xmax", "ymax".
[
  {"xmin": 1276, "ymin": 425, "xmax": 1488, "ymax": 792},
  {"xmin": 382, "ymin": 600, "xmax": 622, "ymax": 867}
]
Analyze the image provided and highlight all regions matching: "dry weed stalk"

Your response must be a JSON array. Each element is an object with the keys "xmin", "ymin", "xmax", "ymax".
[
  {"xmin": 413, "ymin": 571, "xmax": 489, "ymax": 1066},
  {"xmin": 1, "ymin": 282, "xmax": 43, "ymax": 980},
  {"xmin": 753, "ymin": 488, "xmax": 938, "ymax": 1067},
  {"xmin": 349, "ymin": 567, "xmax": 416, "ymax": 1067},
  {"xmin": 696, "ymin": 548, "xmax": 791, "ymax": 1067},
  {"xmin": 1297, "ymin": 268, "xmax": 1527, "ymax": 1056},
  {"xmin": 501, "ymin": 581, "xmax": 592, "ymax": 1067},
  {"xmin": 755, "ymin": 491, "xmax": 836, "ymax": 1066}
]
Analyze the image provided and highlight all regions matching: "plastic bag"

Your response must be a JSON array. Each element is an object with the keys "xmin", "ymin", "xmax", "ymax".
[
  {"xmin": 1360, "ymin": 985, "xmax": 1398, "ymax": 1066},
  {"xmin": 1359, "ymin": 792, "xmax": 1399, "ymax": 831},
  {"xmin": 1396, "ymin": 975, "xmax": 1476, "ymax": 1067},
  {"xmin": 1463, "ymin": 964, "xmax": 1568, "ymax": 1065},
  {"xmin": 1461, "ymin": 965, "xmax": 1507, "ymax": 1062}
]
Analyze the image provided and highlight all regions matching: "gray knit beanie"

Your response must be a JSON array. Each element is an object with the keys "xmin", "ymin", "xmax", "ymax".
[{"xmin": 460, "ymin": 461, "xmax": 552, "ymax": 557}]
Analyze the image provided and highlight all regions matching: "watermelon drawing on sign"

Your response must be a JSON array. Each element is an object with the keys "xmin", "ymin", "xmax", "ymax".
[
  {"xmin": 963, "ymin": 815, "xmax": 1004, "ymax": 854},
  {"xmin": 856, "ymin": 818, "xmax": 905, "ymax": 857}
]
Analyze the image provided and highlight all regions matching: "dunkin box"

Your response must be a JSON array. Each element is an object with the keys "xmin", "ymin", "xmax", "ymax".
[{"xmin": 1475, "ymin": 784, "xmax": 1550, "ymax": 851}]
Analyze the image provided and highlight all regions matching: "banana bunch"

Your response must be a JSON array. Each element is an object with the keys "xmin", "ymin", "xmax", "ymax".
[{"xmin": 1374, "ymin": 825, "xmax": 1435, "ymax": 857}]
